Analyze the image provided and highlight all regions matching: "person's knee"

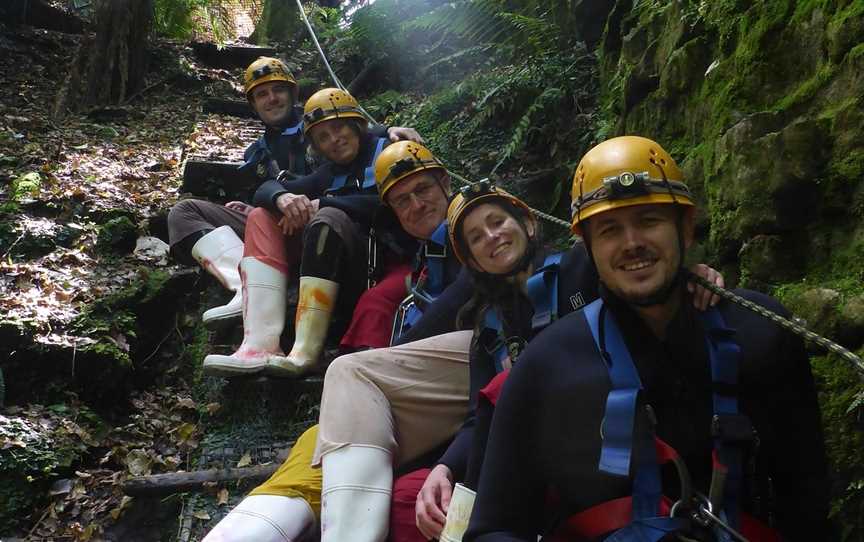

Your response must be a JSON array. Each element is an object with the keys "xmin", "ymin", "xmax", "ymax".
[
  {"xmin": 324, "ymin": 352, "xmax": 367, "ymax": 383},
  {"xmin": 312, "ymin": 206, "xmax": 350, "ymax": 226},
  {"xmin": 247, "ymin": 206, "xmax": 276, "ymax": 224},
  {"xmin": 167, "ymin": 199, "xmax": 201, "ymax": 225}
]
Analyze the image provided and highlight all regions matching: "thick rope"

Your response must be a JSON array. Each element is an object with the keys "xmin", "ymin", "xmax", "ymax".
[
  {"xmin": 687, "ymin": 272, "xmax": 864, "ymax": 379},
  {"xmin": 295, "ymin": 3, "xmax": 863, "ymax": 377},
  {"xmin": 446, "ymin": 170, "xmax": 573, "ymax": 229}
]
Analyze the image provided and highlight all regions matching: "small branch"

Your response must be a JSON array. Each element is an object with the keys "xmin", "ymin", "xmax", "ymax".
[{"xmin": 123, "ymin": 463, "xmax": 281, "ymax": 497}]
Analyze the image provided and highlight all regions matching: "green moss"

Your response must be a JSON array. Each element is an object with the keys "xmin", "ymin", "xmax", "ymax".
[
  {"xmin": 773, "ymin": 62, "xmax": 837, "ymax": 112},
  {"xmin": 810, "ymin": 350, "xmax": 864, "ymax": 539},
  {"xmin": 848, "ymin": 43, "xmax": 864, "ymax": 62},
  {"xmin": 831, "ymin": 151, "xmax": 864, "ymax": 181},
  {"xmin": 96, "ymin": 215, "xmax": 137, "ymax": 253}
]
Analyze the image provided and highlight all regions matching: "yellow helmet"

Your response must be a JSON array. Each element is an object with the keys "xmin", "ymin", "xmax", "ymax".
[
  {"xmin": 244, "ymin": 57, "xmax": 297, "ymax": 100},
  {"xmin": 374, "ymin": 141, "xmax": 447, "ymax": 201},
  {"xmin": 302, "ymin": 88, "xmax": 366, "ymax": 135},
  {"xmin": 447, "ymin": 181, "xmax": 533, "ymax": 266},
  {"xmin": 570, "ymin": 135, "xmax": 694, "ymax": 235}
]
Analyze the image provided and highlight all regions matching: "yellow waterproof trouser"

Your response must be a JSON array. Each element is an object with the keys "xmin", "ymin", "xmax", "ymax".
[{"xmin": 249, "ymin": 425, "xmax": 322, "ymax": 519}]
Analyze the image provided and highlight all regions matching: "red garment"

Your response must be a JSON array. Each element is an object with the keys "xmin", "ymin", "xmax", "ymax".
[
  {"xmin": 243, "ymin": 207, "xmax": 302, "ymax": 274},
  {"xmin": 478, "ymin": 368, "xmax": 511, "ymax": 406},
  {"xmin": 339, "ymin": 262, "xmax": 411, "ymax": 350},
  {"xmin": 390, "ymin": 468, "xmax": 431, "ymax": 542}
]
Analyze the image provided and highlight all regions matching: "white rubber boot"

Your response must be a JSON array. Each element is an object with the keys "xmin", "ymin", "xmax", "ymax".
[
  {"xmin": 267, "ymin": 276, "xmax": 339, "ymax": 377},
  {"xmin": 191, "ymin": 226, "xmax": 244, "ymax": 326},
  {"xmin": 201, "ymin": 494, "xmax": 316, "ymax": 542},
  {"xmin": 203, "ymin": 258, "xmax": 288, "ymax": 376},
  {"xmin": 320, "ymin": 445, "xmax": 392, "ymax": 542}
]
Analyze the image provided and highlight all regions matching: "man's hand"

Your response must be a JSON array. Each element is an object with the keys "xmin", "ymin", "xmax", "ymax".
[
  {"xmin": 387, "ymin": 126, "xmax": 424, "ymax": 144},
  {"xmin": 415, "ymin": 464, "xmax": 453, "ymax": 539},
  {"xmin": 224, "ymin": 201, "xmax": 253, "ymax": 216},
  {"xmin": 687, "ymin": 263, "xmax": 724, "ymax": 311}
]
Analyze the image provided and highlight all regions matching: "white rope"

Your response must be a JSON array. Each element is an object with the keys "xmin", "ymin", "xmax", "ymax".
[
  {"xmin": 294, "ymin": 0, "xmax": 379, "ymax": 124},
  {"xmin": 294, "ymin": 0, "xmax": 347, "ymax": 91}
]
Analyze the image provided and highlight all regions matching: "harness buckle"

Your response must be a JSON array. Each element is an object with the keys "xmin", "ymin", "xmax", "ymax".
[
  {"xmin": 671, "ymin": 494, "xmax": 750, "ymax": 542},
  {"xmin": 424, "ymin": 242, "xmax": 447, "ymax": 259},
  {"xmin": 711, "ymin": 414, "xmax": 754, "ymax": 442}
]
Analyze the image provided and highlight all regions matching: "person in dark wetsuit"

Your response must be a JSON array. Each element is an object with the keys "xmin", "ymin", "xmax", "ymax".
[
  {"xmin": 202, "ymin": 88, "xmax": 418, "ymax": 377},
  {"xmin": 464, "ymin": 136, "xmax": 830, "ymax": 542},
  {"xmin": 167, "ymin": 57, "xmax": 421, "ymax": 327},
  {"xmin": 393, "ymin": 184, "xmax": 723, "ymax": 542}
]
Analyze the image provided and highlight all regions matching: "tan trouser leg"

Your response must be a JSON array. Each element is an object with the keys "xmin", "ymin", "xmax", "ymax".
[{"xmin": 313, "ymin": 330, "xmax": 472, "ymax": 467}]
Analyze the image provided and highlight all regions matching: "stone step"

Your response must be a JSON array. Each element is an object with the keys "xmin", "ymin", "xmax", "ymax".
[
  {"xmin": 191, "ymin": 42, "xmax": 277, "ymax": 69},
  {"xmin": 180, "ymin": 160, "xmax": 257, "ymax": 202},
  {"xmin": 203, "ymin": 98, "xmax": 256, "ymax": 119}
]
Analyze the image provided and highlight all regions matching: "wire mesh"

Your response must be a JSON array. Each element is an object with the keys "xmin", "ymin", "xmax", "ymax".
[{"xmin": 176, "ymin": 377, "xmax": 322, "ymax": 541}]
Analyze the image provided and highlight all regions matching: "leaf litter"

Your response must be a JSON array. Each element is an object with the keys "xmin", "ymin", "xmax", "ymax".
[{"xmin": 0, "ymin": 23, "xmax": 246, "ymax": 539}]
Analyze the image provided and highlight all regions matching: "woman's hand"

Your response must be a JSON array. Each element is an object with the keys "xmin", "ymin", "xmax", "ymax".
[
  {"xmin": 224, "ymin": 201, "xmax": 253, "ymax": 216},
  {"xmin": 276, "ymin": 193, "xmax": 317, "ymax": 235},
  {"xmin": 687, "ymin": 263, "xmax": 725, "ymax": 311},
  {"xmin": 415, "ymin": 464, "xmax": 453, "ymax": 539}
]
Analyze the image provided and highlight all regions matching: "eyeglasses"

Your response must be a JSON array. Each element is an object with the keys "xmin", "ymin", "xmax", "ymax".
[{"xmin": 389, "ymin": 179, "xmax": 442, "ymax": 212}]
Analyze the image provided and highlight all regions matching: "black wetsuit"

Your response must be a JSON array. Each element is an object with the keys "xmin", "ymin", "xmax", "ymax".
[{"xmin": 465, "ymin": 287, "xmax": 830, "ymax": 541}]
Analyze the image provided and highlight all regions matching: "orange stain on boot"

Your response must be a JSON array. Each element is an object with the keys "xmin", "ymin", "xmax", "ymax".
[{"xmin": 311, "ymin": 288, "xmax": 331, "ymax": 305}]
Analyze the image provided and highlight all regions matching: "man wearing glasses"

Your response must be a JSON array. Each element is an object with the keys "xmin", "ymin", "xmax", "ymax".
[{"xmin": 166, "ymin": 57, "xmax": 420, "ymax": 327}]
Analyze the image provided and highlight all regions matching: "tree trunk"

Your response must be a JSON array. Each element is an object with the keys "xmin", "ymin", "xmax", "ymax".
[
  {"xmin": 53, "ymin": 0, "xmax": 153, "ymax": 117},
  {"xmin": 249, "ymin": 0, "xmax": 303, "ymax": 46}
]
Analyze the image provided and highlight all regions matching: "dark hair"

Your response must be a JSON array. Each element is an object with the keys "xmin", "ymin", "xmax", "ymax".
[{"xmin": 454, "ymin": 199, "xmax": 541, "ymax": 335}]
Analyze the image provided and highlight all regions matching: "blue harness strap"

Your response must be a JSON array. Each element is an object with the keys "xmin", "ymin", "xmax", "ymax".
[
  {"xmin": 584, "ymin": 299, "xmax": 643, "ymax": 478},
  {"xmin": 327, "ymin": 137, "xmax": 386, "ymax": 194},
  {"xmin": 701, "ymin": 308, "xmax": 745, "ymax": 533},
  {"xmin": 239, "ymin": 122, "xmax": 305, "ymax": 175},
  {"xmin": 391, "ymin": 221, "xmax": 449, "ymax": 341},
  {"xmin": 420, "ymin": 221, "xmax": 449, "ymax": 298},
  {"xmin": 482, "ymin": 253, "xmax": 563, "ymax": 370},
  {"xmin": 583, "ymin": 300, "xmax": 745, "ymax": 542},
  {"xmin": 526, "ymin": 252, "xmax": 561, "ymax": 329}
]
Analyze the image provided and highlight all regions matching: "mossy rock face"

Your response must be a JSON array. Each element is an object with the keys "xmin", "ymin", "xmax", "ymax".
[
  {"xmin": 738, "ymin": 234, "xmax": 805, "ymax": 286},
  {"xmin": 708, "ymin": 115, "xmax": 827, "ymax": 260}
]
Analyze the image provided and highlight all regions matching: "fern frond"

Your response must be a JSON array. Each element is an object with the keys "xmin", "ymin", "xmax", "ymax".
[{"xmin": 492, "ymin": 86, "xmax": 565, "ymax": 173}]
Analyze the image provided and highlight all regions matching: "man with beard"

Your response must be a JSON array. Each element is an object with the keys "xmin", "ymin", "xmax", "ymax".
[
  {"xmin": 166, "ymin": 57, "xmax": 419, "ymax": 326},
  {"xmin": 465, "ymin": 136, "xmax": 830, "ymax": 542}
]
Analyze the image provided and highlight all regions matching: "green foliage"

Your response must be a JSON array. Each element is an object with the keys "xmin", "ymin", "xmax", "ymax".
[
  {"xmin": 810, "ymin": 351, "xmax": 864, "ymax": 540},
  {"xmin": 152, "ymin": 0, "xmax": 235, "ymax": 42}
]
